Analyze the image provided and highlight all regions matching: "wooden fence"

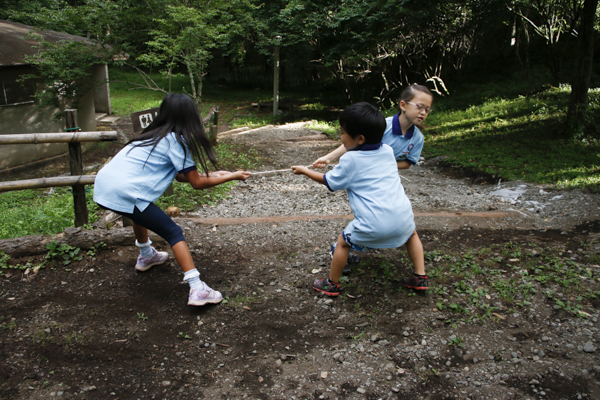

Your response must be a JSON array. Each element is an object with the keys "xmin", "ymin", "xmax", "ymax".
[
  {"xmin": 0, "ymin": 106, "xmax": 220, "ymax": 228},
  {"xmin": 0, "ymin": 109, "xmax": 117, "ymax": 227}
]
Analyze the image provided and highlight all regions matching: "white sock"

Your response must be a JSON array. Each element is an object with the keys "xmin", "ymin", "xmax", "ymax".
[
  {"xmin": 135, "ymin": 239, "xmax": 153, "ymax": 259},
  {"xmin": 183, "ymin": 269, "xmax": 204, "ymax": 290}
]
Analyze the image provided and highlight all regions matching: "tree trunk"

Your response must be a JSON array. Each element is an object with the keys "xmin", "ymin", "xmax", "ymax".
[
  {"xmin": 0, "ymin": 227, "xmax": 166, "ymax": 258},
  {"xmin": 567, "ymin": 0, "xmax": 599, "ymax": 130},
  {"xmin": 186, "ymin": 61, "xmax": 197, "ymax": 101}
]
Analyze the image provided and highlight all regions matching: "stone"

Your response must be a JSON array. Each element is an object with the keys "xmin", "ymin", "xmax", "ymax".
[
  {"xmin": 166, "ymin": 207, "xmax": 180, "ymax": 217},
  {"xmin": 583, "ymin": 342, "xmax": 596, "ymax": 353}
]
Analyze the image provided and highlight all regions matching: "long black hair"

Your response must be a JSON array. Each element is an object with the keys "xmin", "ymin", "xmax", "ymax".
[{"xmin": 127, "ymin": 93, "xmax": 217, "ymax": 175}]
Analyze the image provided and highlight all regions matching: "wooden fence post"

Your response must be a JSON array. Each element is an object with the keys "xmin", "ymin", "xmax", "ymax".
[
  {"xmin": 209, "ymin": 125, "xmax": 218, "ymax": 147},
  {"xmin": 65, "ymin": 109, "xmax": 88, "ymax": 227}
]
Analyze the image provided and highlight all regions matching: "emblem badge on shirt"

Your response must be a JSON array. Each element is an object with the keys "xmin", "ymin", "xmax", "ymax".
[{"xmin": 407, "ymin": 144, "xmax": 414, "ymax": 151}]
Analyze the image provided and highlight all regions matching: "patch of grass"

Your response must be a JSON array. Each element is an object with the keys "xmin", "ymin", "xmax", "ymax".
[
  {"xmin": 109, "ymin": 67, "xmax": 279, "ymax": 127},
  {"xmin": 229, "ymin": 114, "xmax": 280, "ymax": 130},
  {"xmin": 305, "ymin": 120, "xmax": 339, "ymax": 139},
  {"xmin": 424, "ymin": 85, "xmax": 600, "ymax": 192},
  {"xmin": 348, "ymin": 238, "xmax": 599, "ymax": 324},
  {"xmin": 225, "ymin": 294, "xmax": 261, "ymax": 307},
  {"xmin": 1, "ymin": 316, "xmax": 16, "ymax": 331},
  {"xmin": 64, "ymin": 331, "xmax": 85, "ymax": 348},
  {"xmin": 0, "ymin": 188, "xmax": 99, "ymax": 240},
  {"xmin": 0, "ymin": 137, "xmax": 260, "ymax": 239}
]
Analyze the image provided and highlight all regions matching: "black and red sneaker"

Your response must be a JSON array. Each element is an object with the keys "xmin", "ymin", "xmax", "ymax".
[
  {"xmin": 403, "ymin": 274, "xmax": 429, "ymax": 290},
  {"xmin": 313, "ymin": 277, "xmax": 340, "ymax": 296}
]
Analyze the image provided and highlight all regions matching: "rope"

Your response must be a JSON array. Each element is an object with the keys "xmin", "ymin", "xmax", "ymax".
[{"xmin": 251, "ymin": 165, "xmax": 314, "ymax": 175}]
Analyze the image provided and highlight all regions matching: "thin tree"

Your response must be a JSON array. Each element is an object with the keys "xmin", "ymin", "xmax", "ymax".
[{"xmin": 567, "ymin": 0, "xmax": 599, "ymax": 133}]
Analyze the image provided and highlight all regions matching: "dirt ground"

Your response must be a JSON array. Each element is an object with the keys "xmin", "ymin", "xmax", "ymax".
[{"xmin": 1, "ymin": 122, "xmax": 600, "ymax": 400}]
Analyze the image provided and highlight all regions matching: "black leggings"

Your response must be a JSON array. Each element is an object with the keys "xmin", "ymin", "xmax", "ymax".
[{"xmin": 97, "ymin": 203, "xmax": 185, "ymax": 247}]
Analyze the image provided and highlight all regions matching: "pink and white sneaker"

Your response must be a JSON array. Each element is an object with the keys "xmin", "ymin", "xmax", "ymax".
[
  {"xmin": 188, "ymin": 284, "xmax": 223, "ymax": 306},
  {"xmin": 135, "ymin": 247, "xmax": 169, "ymax": 272}
]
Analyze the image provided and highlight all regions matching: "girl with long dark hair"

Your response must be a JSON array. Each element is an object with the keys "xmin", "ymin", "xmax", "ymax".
[{"xmin": 94, "ymin": 93, "xmax": 250, "ymax": 306}]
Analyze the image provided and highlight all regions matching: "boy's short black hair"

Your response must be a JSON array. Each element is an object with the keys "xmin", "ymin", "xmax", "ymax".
[{"xmin": 339, "ymin": 102, "xmax": 386, "ymax": 145}]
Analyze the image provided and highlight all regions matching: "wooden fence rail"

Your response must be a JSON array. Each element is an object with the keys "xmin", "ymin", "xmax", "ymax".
[
  {"xmin": 2, "ymin": 106, "xmax": 218, "ymax": 228},
  {"xmin": 0, "ymin": 109, "xmax": 117, "ymax": 227},
  {"xmin": 0, "ymin": 175, "xmax": 97, "ymax": 192},
  {"xmin": 0, "ymin": 131, "xmax": 118, "ymax": 144}
]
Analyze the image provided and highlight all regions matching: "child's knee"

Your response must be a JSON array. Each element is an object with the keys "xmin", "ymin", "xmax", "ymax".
[{"xmin": 337, "ymin": 234, "xmax": 351, "ymax": 249}]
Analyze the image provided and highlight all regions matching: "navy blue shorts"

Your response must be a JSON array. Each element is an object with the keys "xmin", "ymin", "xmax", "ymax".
[{"xmin": 97, "ymin": 203, "xmax": 185, "ymax": 247}]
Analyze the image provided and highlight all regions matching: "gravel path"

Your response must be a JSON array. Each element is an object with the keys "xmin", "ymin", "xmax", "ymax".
[{"xmin": 192, "ymin": 122, "xmax": 600, "ymax": 232}]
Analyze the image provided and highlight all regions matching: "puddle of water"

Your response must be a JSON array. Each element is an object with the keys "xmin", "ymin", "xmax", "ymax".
[{"xmin": 489, "ymin": 185, "xmax": 528, "ymax": 203}]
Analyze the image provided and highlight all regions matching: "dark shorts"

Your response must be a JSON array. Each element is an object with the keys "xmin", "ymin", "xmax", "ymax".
[
  {"xmin": 342, "ymin": 230, "xmax": 414, "ymax": 252},
  {"xmin": 97, "ymin": 202, "xmax": 185, "ymax": 247}
]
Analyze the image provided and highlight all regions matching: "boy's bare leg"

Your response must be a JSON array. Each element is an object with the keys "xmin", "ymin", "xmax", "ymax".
[
  {"xmin": 330, "ymin": 234, "xmax": 352, "ymax": 282},
  {"xmin": 406, "ymin": 230, "xmax": 426, "ymax": 275}
]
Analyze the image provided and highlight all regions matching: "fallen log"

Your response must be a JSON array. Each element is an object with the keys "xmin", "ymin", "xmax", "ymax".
[{"xmin": 0, "ymin": 227, "xmax": 165, "ymax": 258}]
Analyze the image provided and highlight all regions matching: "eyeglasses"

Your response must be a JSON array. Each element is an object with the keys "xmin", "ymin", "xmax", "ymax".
[{"xmin": 406, "ymin": 102, "xmax": 433, "ymax": 114}]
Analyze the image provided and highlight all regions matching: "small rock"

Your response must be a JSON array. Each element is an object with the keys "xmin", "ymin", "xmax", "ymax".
[
  {"xmin": 357, "ymin": 388, "xmax": 366, "ymax": 394},
  {"xmin": 583, "ymin": 342, "xmax": 596, "ymax": 353},
  {"xmin": 165, "ymin": 206, "xmax": 180, "ymax": 217}
]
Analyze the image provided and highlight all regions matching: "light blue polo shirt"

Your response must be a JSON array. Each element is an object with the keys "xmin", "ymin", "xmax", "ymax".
[
  {"xmin": 323, "ymin": 143, "xmax": 416, "ymax": 249},
  {"xmin": 382, "ymin": 113, "xmax": 424, "ymax": 165},
  {"xmin": 94, "ymin": 132, "xmax": 196, "ymax": 213}
]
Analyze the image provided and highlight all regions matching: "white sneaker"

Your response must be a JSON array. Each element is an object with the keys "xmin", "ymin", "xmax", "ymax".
[
  {"xmin": 135, "ymin": 247, "xmax": 169, "ymax": 272},
  {"xmin": 188, "ymin": 284, "xmax": 223, "ymax": 306}
]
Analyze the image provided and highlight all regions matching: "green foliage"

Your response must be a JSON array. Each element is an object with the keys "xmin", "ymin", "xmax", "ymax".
[
  {"xmin": 425, "ymin": 85, "xmax": 600, "ymax": 192},
  {"xmin": 1, "ymin": 316, "xmax": 16, "ymax": 332},
  {"xmin": 20, "ymin": 34, "xmax": 115, "ymax": 108},
  {"xmin": 306, "ymin": 121, "xmax": 339, "ymax": 139},
  {"xmin": 138, "ymin": 0, "xmax": 255, "ymax": 104},
  {"xmin": 86, "ymin": 242, "xmax": 106, "ymax": 257},
  {"xmin": 45, "ymin": 241, "xmax": 83, "ymax": 265},
  {"xmin": 178, "ymin": 331, "xmax": 191, "ymax": 340},
  {"xmin": 0, "ymin": 187, "xmax": 99, "ymax": 239},
  {"xmin": 447, "ymin": 336, "xmax": 464, "ymax": 347}
]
